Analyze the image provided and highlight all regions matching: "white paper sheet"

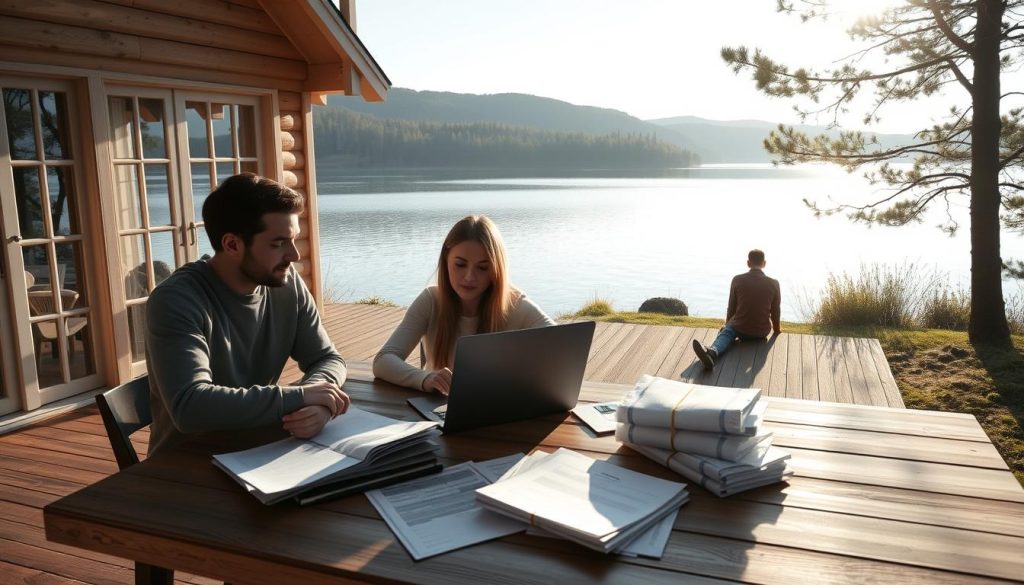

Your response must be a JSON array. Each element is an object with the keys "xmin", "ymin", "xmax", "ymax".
[{"xmin": 366, "ymin": 461, "xmax": 525, "ymax": 560}]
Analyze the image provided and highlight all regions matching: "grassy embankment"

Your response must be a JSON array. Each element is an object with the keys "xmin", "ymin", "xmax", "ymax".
[{"xmin": 565, "ymin": 266, "xmax": 1024, "ymax": 486}]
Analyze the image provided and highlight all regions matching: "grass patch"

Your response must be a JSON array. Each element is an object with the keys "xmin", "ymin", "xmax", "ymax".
[
  {"xmin": 570, "ymin": 298, "xmax": 615, "ymax": 318},
  {"xmin": 355, "ymin": 295, "xmax": 399, "ymax": 307},
  {"xmin": 568, "ymin": 301, "xmax": 1024, "ymax": 486}
]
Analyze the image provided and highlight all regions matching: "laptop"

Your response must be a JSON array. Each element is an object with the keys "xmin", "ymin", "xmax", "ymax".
[{"xmin": 407, "ymin": 321, "xmax": 596, "ymax": 433}]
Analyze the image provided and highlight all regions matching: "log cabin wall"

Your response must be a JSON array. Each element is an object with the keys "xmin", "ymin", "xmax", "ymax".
[{"xmin": 0, "ymin": 0, "xmax": 325, "ymax": 298}]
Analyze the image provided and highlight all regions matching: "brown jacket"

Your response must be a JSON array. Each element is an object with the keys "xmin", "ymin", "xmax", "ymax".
[{"xmin": 726, "ymin": 269, "xmax": 781, "ymax": 338}]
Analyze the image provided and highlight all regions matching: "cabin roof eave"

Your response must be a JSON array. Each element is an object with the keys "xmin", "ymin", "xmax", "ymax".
[{"xmin": 259, "ymin": 0, "xmax": 391, "ymax": 102}]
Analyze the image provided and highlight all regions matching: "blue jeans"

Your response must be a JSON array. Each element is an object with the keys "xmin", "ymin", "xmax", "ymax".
[{"xmin": 709, "ymin": 325, "xmax": 766, "ymax": 357}]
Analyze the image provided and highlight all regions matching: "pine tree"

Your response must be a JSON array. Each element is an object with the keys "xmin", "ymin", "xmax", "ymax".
[{"xmin": 722, "ymin": 0, "xmax": 1020, "ymax": 346}]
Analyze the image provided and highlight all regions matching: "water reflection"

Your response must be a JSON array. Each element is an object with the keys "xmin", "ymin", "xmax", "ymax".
[{"xmin": 315, "ymin": 166, "xmax": 1024, "ymax": 320}]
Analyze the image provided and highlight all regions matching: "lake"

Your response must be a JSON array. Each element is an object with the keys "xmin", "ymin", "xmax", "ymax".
[{"xmin": 314, "ymin": 165, "xmax": 1024, "ymax": 322}]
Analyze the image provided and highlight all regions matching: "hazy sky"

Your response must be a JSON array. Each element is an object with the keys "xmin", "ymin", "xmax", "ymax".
[{"xmin": 354, "ymin": 0, "xmax": 979, "ymax": 134}]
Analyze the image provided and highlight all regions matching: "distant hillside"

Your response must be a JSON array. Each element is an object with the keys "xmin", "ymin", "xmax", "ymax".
[
  {"xmin": 328, "ymin": 89, "xmax": 699, "ymax": 152},
  {"xmin": 326, "ymin": 88, "xmax": 916, "ymax": 164},
  {"xmin": 647, "ymin": 116, "xmax": 917, "ymax": 163},
  {"xmin": 313, "ymin": 107, "xmax": 697, "ymax": 169}
]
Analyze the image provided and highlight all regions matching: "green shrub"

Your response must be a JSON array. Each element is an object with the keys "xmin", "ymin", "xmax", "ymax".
[
  {"xmin": 813, "ymin": 264, "xmax": 930, "ymax": 328},
  {"xmin": 574, "ymin": 298, "xmax": 614, "ymax": 317},
  {"xmin": 1007, "ymin": 294, "xmax": 1024, "ymax": 335},
  {"xmin": 920, "ymin": 287, "xmax": 970, "ymax": 331}
]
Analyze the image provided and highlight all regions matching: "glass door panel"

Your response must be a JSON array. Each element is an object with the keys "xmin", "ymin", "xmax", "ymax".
[
  {"xmin": 1, "ymin": 77, "xmax": 99, "ymax": 409},
  {"xmin": 106, "ymin": 87, "xmax": 182, "ymax": 374},
  {"xmin": 179, "ymin": 96, "xmax": 260, "ymax": 260}
]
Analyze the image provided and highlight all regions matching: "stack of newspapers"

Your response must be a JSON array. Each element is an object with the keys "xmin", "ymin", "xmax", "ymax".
[
  {"xmin": 475, "ymin": 448, "xmax": 688, "ymax": 554},
  {"xmin": 616, "ymin": 375, "xmax": 792, "ymax": 497},
  {"xmin": 213, "ymin": 407, "xmax": 442, "ymax": 505}
]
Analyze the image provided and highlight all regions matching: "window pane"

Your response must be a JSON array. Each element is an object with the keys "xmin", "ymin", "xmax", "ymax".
[
  {"xmin": 240, "ymin": 160, "xmax": 258, "ymax": 175},
  {"xmin": 144, "ymin": 164, "xmax": 172, "ymax": 226},
  {"xmin": 68, "ymin": 318, "xmax": 96, "ymax": 381},
  {"xmin": 34, "ymin": 317, "xmax": 64, "ymax": 388},
  {"xmin": 185, "ymin": 101, "xmax": 209, "ymax": 158},
  {"xmin": 39, "ymin": 91, "xmax": 72, "ymax": 160},
  {"xmin": 191, "ymin": 162, "xmax": 212, "ymax": 225},
  {"xmin": 55, "ymin": 241, "xmax": 88, "ymax": 306},
  {"xmin": 215, "ymin": 161, "xmax": 235, "ymax": 185},
  {"xmin": 12, "ymin": 167, "xmax": 45, "ymax": 238},
  {"xmin": 120, "ymin": 234, "xmax": 147, "ymax": 300},
  {"xmin": 138, "ymin": 98, "xmax": 166, "ymax": 159},
  {"xmin": 108, "ymin": 96, "xmax": 136, "ymax": 159},
  {"xmin": 150, "ymin": 230, "xmax": 177, "ymax": 284},
  {"xmin": 127, "ymin": 302, "xmax": 147, "ymax": 362},
  {"xmin": 47, "ymin": 166, "xmax": 80, "ymax": 236},
  {"xmin": 113, "ymin": 164, "xmax": 142, "ymax": 230},
  {"xmin": 211, "ymin": 103, "xmax": 233, "ymax": 158},
  {"xmin": 191, "ymin": 162, "xmax": 213, "ymax": 195},
  {"xmin": 22, "ymin": 244, "xmax": 53, "ymax": 296},
  {"xmin": 4, "ymin": 88, "xmax": 37, "ymax": 160},
  {"xmin": 198, "ymin": 224, "xmax": 215, "ymax": 260},
  {"xmin": 237, "ymin": 105, "xmax": 256, "ymax": 158}
]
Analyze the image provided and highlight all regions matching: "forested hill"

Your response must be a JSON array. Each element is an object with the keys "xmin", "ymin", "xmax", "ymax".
[{"xmin": 313, "ymin": 106, "xmax": 698, "ymax": 168}]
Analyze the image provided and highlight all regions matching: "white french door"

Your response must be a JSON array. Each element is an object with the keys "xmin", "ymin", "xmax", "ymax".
[
  {"xmin": 104, "ymin": 85, "xmax": 263, "ymax": 377},
  {"xmin": 0, "ymin": 76, "xmax": 101, "ymax": 411}
]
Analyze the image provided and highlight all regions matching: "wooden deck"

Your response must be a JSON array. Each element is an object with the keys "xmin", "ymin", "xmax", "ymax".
[
  {"xmin": 315, "ymin": 303, "xmax": 904, "ymax": 408},
  {"xmin": 0, "ymin": 302, "xmax": 905, "ymax": 584}
]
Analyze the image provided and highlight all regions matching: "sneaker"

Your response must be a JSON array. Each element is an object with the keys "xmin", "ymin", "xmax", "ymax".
[{"xmin": 692, "ymin": 339, "xmax": 716, "ymax": 371}]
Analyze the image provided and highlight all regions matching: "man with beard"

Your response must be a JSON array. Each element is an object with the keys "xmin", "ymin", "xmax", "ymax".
[{"xmin": 145, "ymin": 173, "xmax": 348, "ymax": 454}]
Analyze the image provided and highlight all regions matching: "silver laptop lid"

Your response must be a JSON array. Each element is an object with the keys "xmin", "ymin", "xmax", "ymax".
[{"xmin": 437, "ymin": 321, "xmax": 596, "ymax": 433}]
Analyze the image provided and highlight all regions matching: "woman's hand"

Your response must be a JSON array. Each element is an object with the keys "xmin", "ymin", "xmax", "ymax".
[{"xmin": 422, "ymin": 368, "xmax": 453, "ymax": 396}]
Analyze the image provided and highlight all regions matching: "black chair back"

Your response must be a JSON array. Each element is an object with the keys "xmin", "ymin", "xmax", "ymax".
[
  {"xmin": 95, "ymin": 375, "xmax": 151, "ymax": 470},
  {"xmin": 95, "ymin": 375, "xmax": 173, "ymax": 584}
]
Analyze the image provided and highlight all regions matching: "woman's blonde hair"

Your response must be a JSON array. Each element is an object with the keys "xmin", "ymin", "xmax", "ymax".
[{"xmin": 432, "ymin": 215, "xmax": 514, "ymax": 367}]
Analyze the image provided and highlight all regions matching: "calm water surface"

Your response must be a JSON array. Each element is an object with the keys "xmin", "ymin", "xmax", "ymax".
[{"xmin": 315, "ymin": 166, "xmax": 1024, "ymax": 321}]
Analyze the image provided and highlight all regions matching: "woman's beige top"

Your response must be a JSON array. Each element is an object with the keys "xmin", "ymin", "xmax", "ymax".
[{"xmin": 372, "ymin": 286, "xmax": 556, "ymax": 390}]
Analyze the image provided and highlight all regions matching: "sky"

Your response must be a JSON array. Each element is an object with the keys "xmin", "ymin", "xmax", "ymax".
[{"xmin": 352, "ymin": 0, "xmax": 977, "ymax": 134}]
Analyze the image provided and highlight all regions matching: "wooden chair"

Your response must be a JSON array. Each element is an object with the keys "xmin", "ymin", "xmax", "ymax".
[
  {"xmin": 27, "ymin": 289, "xmax": 88, "ymax": 364},
  {"xmin": 95, "ymin": 376, "xmax": 174, "ymax": 585}
]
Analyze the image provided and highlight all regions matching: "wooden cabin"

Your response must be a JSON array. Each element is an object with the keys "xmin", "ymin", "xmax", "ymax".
[{"xmin": 0, "ymin": 0, "xmax": 390, "ymax": 423}]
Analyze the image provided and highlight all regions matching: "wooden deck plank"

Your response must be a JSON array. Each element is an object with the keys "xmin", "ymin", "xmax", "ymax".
[
  {"xmin": 824, "ymin": 336, "xmax": 854, "ymax": 404},
  {"xmin": 766, "ymin": 332, "xmax": 789, "ymax": 398},
  {"xmin": 842, "ymin": 337, "xmax": 873, "ymax": 406},
  {"xmin": 786, "ymin": 333, "xmax": 803, "ymax": 399},
  {"xmin": 812, "ymin": 335, "xmax": 838, "ymax": 403},
  {"xmin": 800, "ymin": 335, "xmax": 819, "ymax": 401},
  {"xmin": 866, "ymin": 339, "xmax": 905, "ymax": 407},
  {"xmin": 659, "ymin": 327, "xmax": 703, "ymax": 380},
  {"xmin": 854, "ymin": 338, "xmax": 892, "ymax": 408},
  {"xmin": 749, "ymin": 336, "xmax": 776, "ymax": 391},
  {"xmin": 679, "ymin": 328, "xmax": 717, "ymax": 383},
  {"xmin": 587, "ymin": 324, "xmax": 647, "ymax": 382},
  {"xmin": 654, "ymin": 327, "xmax": 697, "ymax": 379}
]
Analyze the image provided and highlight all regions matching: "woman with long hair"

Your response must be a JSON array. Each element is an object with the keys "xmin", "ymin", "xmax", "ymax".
[{"xmin": 373, "ymin": 215, "xmax": 555, "ymax": 394}]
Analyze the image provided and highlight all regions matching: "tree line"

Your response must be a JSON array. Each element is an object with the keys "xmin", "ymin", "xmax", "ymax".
[{"xmin": 312, "ymin": 107, "xmax": 698, "ymax": 168}]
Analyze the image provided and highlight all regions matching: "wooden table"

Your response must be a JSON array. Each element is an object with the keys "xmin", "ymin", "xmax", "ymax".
[{"xmin": 44, "ymin": 377, "xmax": 1024, "ymax": 584}]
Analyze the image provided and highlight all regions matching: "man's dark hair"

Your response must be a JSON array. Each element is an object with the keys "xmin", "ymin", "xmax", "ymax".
[
  {"xmin": 202, "ymin": 173, "xmax": 304, "ymax": 251},
  {"xmin": 748, "ymin": 249, "xmax": 766, "ymax": 264}
]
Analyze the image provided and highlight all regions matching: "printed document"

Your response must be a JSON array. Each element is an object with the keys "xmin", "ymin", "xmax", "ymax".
[{"xmin": 366, "ymin": 455, "xmax": 526, "ymax": 560}]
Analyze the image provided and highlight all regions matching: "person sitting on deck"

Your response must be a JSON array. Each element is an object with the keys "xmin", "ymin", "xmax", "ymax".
[
  {"xmin": 693, "ymin": 249, "xmax": 781, "ymax": 371},
  {"xmin": 146, "ymin": 173, "xmax": 349, "ymax": 454},
  {"xmin": 373, "ymin": 215, "xmax": 556, "ymax": 394}
]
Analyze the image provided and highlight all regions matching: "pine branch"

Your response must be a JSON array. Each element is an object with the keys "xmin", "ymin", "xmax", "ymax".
[{"xmin": 926, "ymin": 0, "xmax": 976, "ymax": 54}]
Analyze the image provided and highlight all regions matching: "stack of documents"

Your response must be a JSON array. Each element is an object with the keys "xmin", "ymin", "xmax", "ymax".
[
  {"xmin": 616, "ymin": 375, "xmax": 792, "ymax": 497},
  {"xmin": 213, "ymin": 407, "xmax": 442, "ymax": 505},
  {"xmin": 475, "ymin": 448, "xmax": 688, "ymax": 554}
]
